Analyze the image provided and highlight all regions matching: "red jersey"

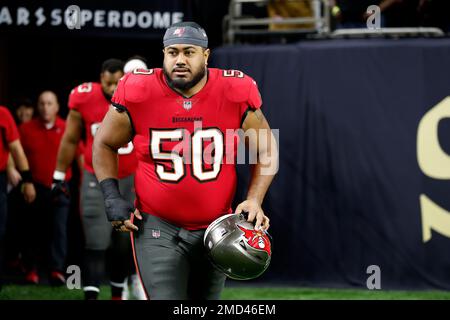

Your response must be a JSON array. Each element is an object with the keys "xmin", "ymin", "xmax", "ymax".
[
  {"xmin": 112, "ymin": 68, "xmax": 262, "ymax": 230},
  {"xmin": 0, "ymin": 106, "xmax": 20, "ymax": 171},
  {"xmin": 68, "ymin": 82, "xmax": 137, "ymax": 178},
  {"xmin": 19, "ymin": 117, "xmax": 72, "ymax": 188}
]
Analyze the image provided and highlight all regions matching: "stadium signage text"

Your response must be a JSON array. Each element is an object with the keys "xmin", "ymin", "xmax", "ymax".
[{"xmin": 0, "ymin": 6, "xmax": 184, "ymax": 30}]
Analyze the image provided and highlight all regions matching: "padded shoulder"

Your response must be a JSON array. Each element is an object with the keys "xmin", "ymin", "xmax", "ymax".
[
  {"xmin": 221, "ymin": 70, "xmax": 262, "ymax": 108},
  {"xmin": 68, "ymin": 82, "xmax": 97, "ymax": 110},
  {"xmin": 117, "ymin": 69, "xmax": 155, "ymax": 104}
]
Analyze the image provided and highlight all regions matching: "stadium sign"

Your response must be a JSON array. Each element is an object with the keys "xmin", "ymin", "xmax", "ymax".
[{"xmin": 0, "ymin": 1, "xmax": 190, "ymax": 38}]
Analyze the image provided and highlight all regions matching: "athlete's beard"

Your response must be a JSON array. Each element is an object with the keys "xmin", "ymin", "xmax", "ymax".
[{"xmin": 163, "ymin": 65, "xmax": 206, "ymax": 92}]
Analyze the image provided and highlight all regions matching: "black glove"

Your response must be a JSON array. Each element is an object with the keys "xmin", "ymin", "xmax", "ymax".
[
  {"xmin": 99, "ymin": 178, "xmax": 134, "ymax": 222},
  {"xmin": 51, "ymin": 178, "xmax": 70, "ymax": 201}
]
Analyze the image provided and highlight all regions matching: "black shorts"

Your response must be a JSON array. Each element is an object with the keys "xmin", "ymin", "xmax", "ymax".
[{"xmin": 132, "ymin": 213, "xmax": 226, "ymax": 300}]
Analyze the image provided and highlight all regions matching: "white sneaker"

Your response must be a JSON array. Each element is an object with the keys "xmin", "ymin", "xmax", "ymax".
[
  {"xmin": 121, "ymin": 279, "xmax": 130, "ymax": 300},
  {"xmin": 130, "ymin": 274, "xmax": 147, "ymax": 300}
]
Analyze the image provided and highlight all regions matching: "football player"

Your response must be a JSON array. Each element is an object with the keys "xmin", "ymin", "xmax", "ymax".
[
  {"xmin": 53, "ymin": 59, "xmax": 137, "ymax": 300},
  {"xmin": 93, "ymin": 22, "xmax": 278, "ymax": 299},
  {"xmin": 121, "ymin": 56, "xmax": 148, "ymax": 301},
  {"xmin": 0, "ymin": 106, "xmax": 36, "ymax": 290}
]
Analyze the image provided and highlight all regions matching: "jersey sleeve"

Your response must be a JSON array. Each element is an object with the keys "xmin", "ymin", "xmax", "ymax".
[
  {"xmin": 68, "ymin": 88, "xmax": 80, "ymax": 111},
  {"xmin": 238, "ymin": 75, "xmax": 262, "ymax": 128},
  {"xmin": 111, "ymin": 74, "xmax": 129, "ymax": 109},
  {"xmin": 110, "ymin": 72, "xmax": 143, "ymax": 138},
  {"xmin": 223, "ymin": 73, "xmax": 263, "ymax": 129},
  {"xmin": 0, "ymin": 107, "xmax": 20, "ymax": 143},
  {"xmin": 242, "ymin": 75, "xmax": 262, "ymax": 114},
  {"xmin": 68, "ymin": 83, "xmax": 93, "ymax": 112},
  {"xmin": 112, "ymin": 71, "xmax": 150, "ymax": 111},
  {"xmin": 223, "ymin": 71, "xmax": 263, "ymax": 119}
]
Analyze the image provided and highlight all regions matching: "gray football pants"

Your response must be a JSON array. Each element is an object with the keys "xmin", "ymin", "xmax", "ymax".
[
  {"xmin": 132, "ymin": 213, "xmax": 226, "ymax": 300},
  {"xmin": 81, "ymin": 170, "xmax": 134, "ymax": 251}
]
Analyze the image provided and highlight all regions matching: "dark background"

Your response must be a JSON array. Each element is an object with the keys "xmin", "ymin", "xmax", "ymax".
[
  {"xmin": 0, "ymin": 0, "xmax": 230, "ymax": 116},
  {"xmin": 3, "ymin": 1, "xmax": 450, "ymax": 290},
  {"xmin": 0, "ymin": 0, "xmax": 231, "ymax": 283},
  {"xmin": 215, "ymin": 39, "xmax": 450, "ymax": 289}
]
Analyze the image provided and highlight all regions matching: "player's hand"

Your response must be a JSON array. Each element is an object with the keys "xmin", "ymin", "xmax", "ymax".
[
  {"xmin": 51, "ymin": 178, "xmax": 70, "ymax": 201},
  {"xmin": 111, "ymin": 209, "xmax": 142, "ymax": 232},
  {"xmin": 21, "ymin": 182, "xmax": 36, "ymax": 203},
  {"xmin": 235, "ymin": 199, "xmax": 270, "ymax": 231},
  {"xmin": 7, "ymin": 166, "xmax": 22, "ymax": 187},
  {"xmin": 100, "ymin": 178, "xmax": 142, "ymax": 232}
]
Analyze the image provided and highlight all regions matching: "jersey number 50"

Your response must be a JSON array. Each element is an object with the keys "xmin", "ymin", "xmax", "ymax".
[{"xmin": 150, "ymin": 128, "xmax": 224, "ymax": 183}]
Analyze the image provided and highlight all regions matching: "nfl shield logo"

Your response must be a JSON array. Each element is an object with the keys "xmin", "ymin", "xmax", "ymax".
[
  {"xmin": 152, "ymin": 229, "xmax": 160, "ymax": 238},
  {"xmin": 183, "ymin": 100, "xmax": 192, "ymax": 110}
]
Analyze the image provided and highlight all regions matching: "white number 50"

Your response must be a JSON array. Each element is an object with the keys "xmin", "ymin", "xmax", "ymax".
[{"xmin": 150, "ymin": 128, "xmax": 224, "ymax": 183}]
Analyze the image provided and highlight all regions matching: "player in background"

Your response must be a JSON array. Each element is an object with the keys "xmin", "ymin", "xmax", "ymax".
[
  {"xmin": 0, "ymin": 106, "xmax": 36, "ymax": 291},
  {"xmin": 6, "ymin": 98, "xmax": 35, "ymax": 188},
  {"xmin": 19, "ymin": 91, "xmax": 73, "ymax": 285},
  {"xmin": 53, "ymin": 59, "xmax": 137, "ymax": 300},
  {"xmin": 119, "ymin": 56, "xmax": 148, "ymax": 301},
  {"xmin": 4, "ymin": 98, "xmax": 35, "ymax": 276},
  {"xmin": 14, "ymin": 98, "xmax": 34, "ymax": 125},
  {"xmin": 93, "ymin": 22, "xmax": 278, "ymax": 299},
  {"xmin": 123, "ymin": 56, "xmax": 148, "ymax": 74}
]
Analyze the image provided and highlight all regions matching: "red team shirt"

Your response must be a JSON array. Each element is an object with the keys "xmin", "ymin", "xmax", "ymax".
[
  {"xmin": 68, "ymin": 82, "xmax": 137, "ymax": 178},
  {"xmin": 0, "ymin": 106, "xmax": 20, "ymax": 171},
  {"xmin": 112, "ymin": 68, "xmax": 262, "ymax": 230},
  {"xmin": 19, "ymin": 117, "xmax": 73, "ymax": 188}
]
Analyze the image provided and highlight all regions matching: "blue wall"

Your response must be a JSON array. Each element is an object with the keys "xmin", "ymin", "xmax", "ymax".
[{"xmin": 213, "ymin": 39, "xmax": 450, "ymax": 289}]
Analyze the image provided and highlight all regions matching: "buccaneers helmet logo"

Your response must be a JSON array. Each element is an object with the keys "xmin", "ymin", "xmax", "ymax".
[{"xmin": 237, "ymin": 225, "xmax": 271, "ymax": 255}]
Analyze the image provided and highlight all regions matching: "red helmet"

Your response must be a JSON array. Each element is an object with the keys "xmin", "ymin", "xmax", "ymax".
[{"xmin": 204, "ymin": 213, "xmax": 272, "ymax": 280}]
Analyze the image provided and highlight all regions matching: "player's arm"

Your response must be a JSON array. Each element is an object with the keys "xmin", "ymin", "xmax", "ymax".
[
  {"xmin": 76, "ymin": 153, "xmax": 84, "ymax": 177},
  {"xmin": 52, "ymin": 109, "xmax": 83, "ymax": 198},
  {"xmin": 236, "ymin": 109, "xmax": 279, "ymax": 231},
  {"xmin": 92, "ymin": 107, "xmax": 141, "ymax": 232},
  {"xmin": 8, "ymin": 139, "xmax": 36, "ymax": 203},
  {"xmin": 92, "ymin": 107, "xmax": 132, "ymax": 181},
  {"xmin": 55, "ymin": 110, "xmax": 83, "ymax": 174},
  {"xmin": 6, "ymin": 153, "xmax": 21, "ymax": 187}
]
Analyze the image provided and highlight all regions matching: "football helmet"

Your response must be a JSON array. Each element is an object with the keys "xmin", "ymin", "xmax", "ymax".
[{"xmin": 204, "ymin": 213, "xmax": 272, "ymax": 280}]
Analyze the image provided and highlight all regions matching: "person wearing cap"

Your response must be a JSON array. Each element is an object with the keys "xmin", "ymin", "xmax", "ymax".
[{"xmin": 93, "ymin": 22, "xmax": 278, "ymax": 299}]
